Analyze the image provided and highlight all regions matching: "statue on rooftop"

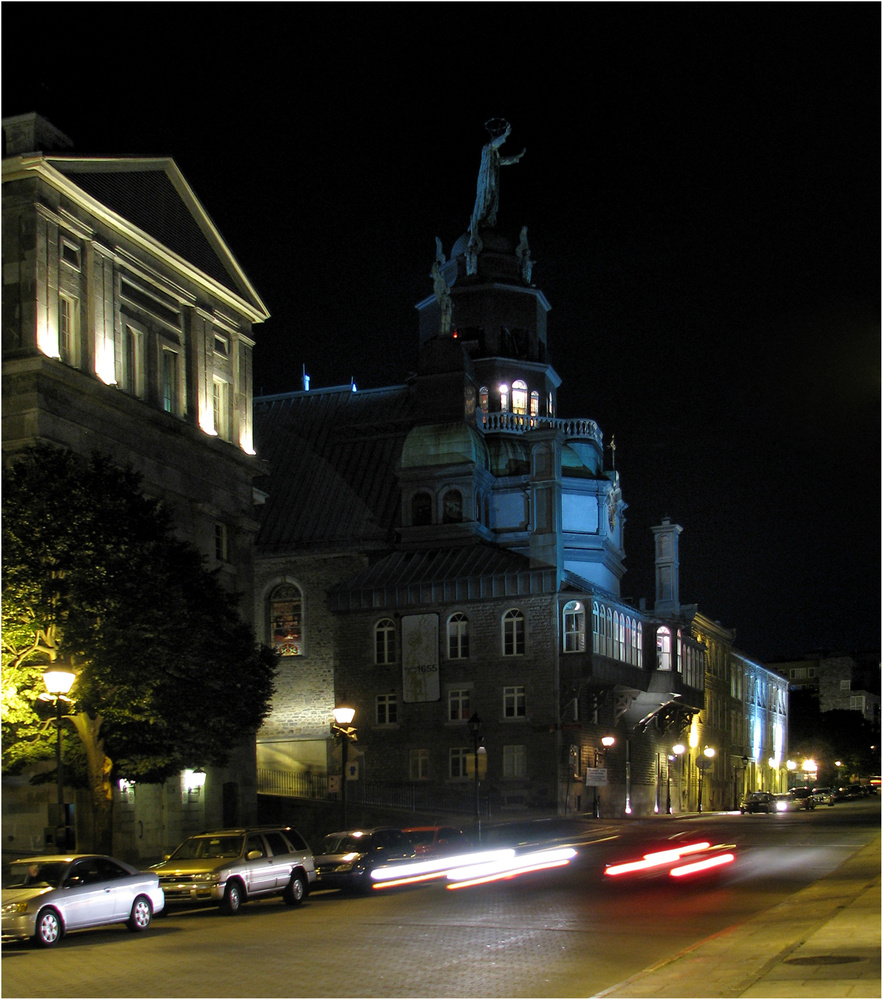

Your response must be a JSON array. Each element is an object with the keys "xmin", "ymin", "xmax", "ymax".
[
  {"xmin": 431, "ymin": 238, "xmax": 453, "ymax": 336},
  {"xmin": 470, "ymin": 119, "xmax": 525, "ymax": 233}
]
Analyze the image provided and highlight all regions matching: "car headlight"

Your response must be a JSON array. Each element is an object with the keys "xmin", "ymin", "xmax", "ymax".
[
  {"xmin": 2, "ymin": 902, "xmax": 29, "ymax": 914},
  {"xmin": 333, "ymin": 862, "xmax": 354, "ymax": 872},
  {"xmin": 776, "ymin": 800, "xmax": 788, "ymax": 811}
]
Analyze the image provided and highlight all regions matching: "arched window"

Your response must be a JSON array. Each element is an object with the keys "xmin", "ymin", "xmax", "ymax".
[
  {"xmin": 512, "ymin": 379, "xmax": 528, "ymax": 415},
  {"xmin": 636, "ymin": 621, "xmax": 643, "ymax": 668},
  {"xmin": 375, "ymin": 618, "xmax": 396, "ymax": 665},
  {"xmin": 592, "ymin": 601, "xmax": 601, "ymax": 653},
  {"xmin": 442, "ymin": 489, "xmax": 463, "ymax": 524},
  {"xmin": 411, "ymin": 491, "xmax": 432, "ymax": 526},
  {"xmin": 530, "ymin": 391, "xmax": 539, "ymax": 420},
  {"xmin": 479, "ymin": 387, "xmax": 488, "ymax": 414},
  {"xmin": 502, "ymin": 608, "xmax": 525, "ymax": 656},
  {"xmin": 657, "ymin": 626, "xmax": 672, "ymax": 670},
  {"xmin": 563, "ymin": 600, "xmax": 585, "ymax": 652},
  {"xmin": 270, "ymin": 583, "xmax": 303, "ymax": 656},
  {"xmin": 499, "ymin": 383, "xmax": 509, "ymax": 412},
  {"xmin": 548, "ymin": 392, "xmax": 554, "ymax": 417},
  {"xmin": 447, "ymin": 613, "xmax": 469, "ymax": 659},
  {"xmin": 605, "ymin": 607, "xmax": 614, "ymax": 658}
]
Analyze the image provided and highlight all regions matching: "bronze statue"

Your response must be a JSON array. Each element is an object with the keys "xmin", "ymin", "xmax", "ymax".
[{"xmin": 470, "ymin": 119, "xmax": 525, "ymax": 232}]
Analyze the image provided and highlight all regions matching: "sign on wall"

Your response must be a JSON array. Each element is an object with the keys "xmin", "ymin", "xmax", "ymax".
[{"xmin": 402, "ymin": 614, "xmax": 440, "ymax": 703}]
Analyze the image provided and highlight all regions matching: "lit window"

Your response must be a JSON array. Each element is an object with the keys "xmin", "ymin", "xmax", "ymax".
[
  {"xmin": 162, "ymin": 351, "xmax": 179, "ymax": 414},
  {"xmin": 376, "ymin": 693, "xmax": 398, "ymax": 725},
  {"xmin": 512, "ymin": 379, "xmax": 528, "ymax": 415},
  {"xmin": 657, "ymin": 626, "xmax": 672, "ymax": 670},
  {"xmin": 410, "ymin": 749, "xmax": 429, "ymax": 781},
  {"xmin": 375, "ymin": 618, "xmax": 396, "ymax": 665},
  {"xmin": 530, "ymin": 391, "xmax": 539, "ymax": 419},
  {"xmin": 121, "ymin": 323, "xmax": 143, "ymax": 396},
  {"xmin": 449, "ymin": 747, "xmax": 470, "ymax": 779},
  {"xmin": 411, "ymin": 491, "xmax": 432, "ymax": 526},
  {"xmin": 503, "ymin": 744, "xmax": 527, "ymax": 778},
  {"xmin": 592, "ymin": 601, "xmax": 601, "ymax": 653},
  {"xmin": 563, "ymin": 600, "xmax": 585, "ymax": 652},
  {"xmin": 448, "ymin": 688, "xmax": 471, "ymax": 721},
  {"xmin": 548, "ymin": 392, "xmax": 554, "ymax": 417},
  {"xmin": 499, "ymin": 384, "xmax": 509, "ymax": 412},
  {"xmin": 214, "ymin": 522, "xmax": 228, "ymax": 562},
  {"xmin": 503, "ymin": 685, "xmax": 526, "ymax": 718},
  {"xmin": 502, "ymin": 609, "xmax": 525, "ymax": 656},
  {"xmin": 442, "ymin": 489, "xmax": 463, "ymax": 523},
  {"xmin": 479, "ymin": 387, "xmax": 488, "ymax": 413},
  {"xmin": 58, "ymin": 294, "xmax": 78, "ymax": 365},
  {"xmin": 270, "ymin": 584, "xmax": 303, "ymax": 656},
  {"xmin": 447, "ymin": 613, "xmax": 469, "ymax": 659},
  {"xmin": 213, "ymin": 379, "xmax": 231, "ymax": 440}
]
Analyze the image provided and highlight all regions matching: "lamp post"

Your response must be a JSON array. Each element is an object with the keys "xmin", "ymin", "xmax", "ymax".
[
  {"xmin": 331, "ymin": 706, "xmax": 356, "ymax": 828},
  {"xmin": 42, "ymin": 668, "xmax": 76, "ymax": 849},
  {"xmin": 697, "ymin": 746, "xmax": 715, "ymax": 812},
  {"xmin": 467, "ymin": 713, "xmax": 484, "ymax": 844},
  {"xmin": 667, "ymin": 743, "xmax": 685, "ymax": 814},
  {"xmin": 592, "ymin": 736, "xmax": 615, "ymax": 818}
]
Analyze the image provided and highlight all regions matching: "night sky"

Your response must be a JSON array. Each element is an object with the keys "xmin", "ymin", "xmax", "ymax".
[{"xmin": 3, "ymin": 4, "xmax": 879, "ymax": 662}]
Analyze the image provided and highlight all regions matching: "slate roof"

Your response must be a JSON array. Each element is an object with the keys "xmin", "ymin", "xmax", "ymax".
[
  {"xmin": 328, "ymin": 544, "xmax": 560, "ymax": 611},
  {"xmin": 253, "ymin": 384, "xmax": 415, "ymax": 552}
]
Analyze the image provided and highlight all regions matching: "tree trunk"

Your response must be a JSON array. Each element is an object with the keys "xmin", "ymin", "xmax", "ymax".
[{"xmin": 69, "ymin": 712, "xmax": 114, "ymax": 855}]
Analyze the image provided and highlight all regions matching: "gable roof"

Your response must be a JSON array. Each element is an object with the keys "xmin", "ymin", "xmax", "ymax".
[
  {"xmin": 253, "ymin": 384, "xmax": 415, "ymax": 553},
  {"xmin": 5, "ymin": 153, "xmax": 268, "ymax": 323}
]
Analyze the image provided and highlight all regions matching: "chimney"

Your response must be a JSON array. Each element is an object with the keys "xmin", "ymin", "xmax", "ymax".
[
  {"xmin": 3, "ymin": 113, "xmax": 73, "ymax": 157},
  {"xmin": 652, "ymin": 517, "xmax": 683, "ymax": 614}
]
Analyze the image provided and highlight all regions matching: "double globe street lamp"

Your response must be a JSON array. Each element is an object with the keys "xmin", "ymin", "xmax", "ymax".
[
  {"xmin": 40, "ymin": 667, "xmax": 76, "ymax": 849},
  {"xmin": 331, "ymin": 706, "xmax": 357, "ymax": 828}
]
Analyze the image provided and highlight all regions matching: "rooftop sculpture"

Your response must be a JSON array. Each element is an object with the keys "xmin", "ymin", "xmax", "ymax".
[{"xmin": 470, "ymin": 119, "xmax": 525, "ymax": 233}]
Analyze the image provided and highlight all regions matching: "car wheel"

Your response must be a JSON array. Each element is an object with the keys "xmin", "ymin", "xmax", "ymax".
[
  {"xmin": 127, "ymin": 895, "xmax": 153, "ymax": 932},
  {"xmin": 220, "ymin": 880, "xmax": 244, "ymax": 915},
  {"xmin": 33, "ymin": 908, "xmax": 62, "ymax": 948},
  {"xmin": 283, "ymin": 872, "xmax": 307, "ymax": 906}
]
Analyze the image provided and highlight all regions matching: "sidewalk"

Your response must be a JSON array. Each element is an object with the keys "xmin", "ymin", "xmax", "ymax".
[{"xmin": 593, "ymin": 834, "xmax": 881, "ymax": 998}]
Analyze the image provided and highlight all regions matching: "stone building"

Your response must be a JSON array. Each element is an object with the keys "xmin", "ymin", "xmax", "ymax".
[
  {"xmin": 2, "ymin": 114, "xmax": 269, "ymax": 859},
  {"xmin": 252, "ymin": 125, "xmax": 783, "ymax": 819}
]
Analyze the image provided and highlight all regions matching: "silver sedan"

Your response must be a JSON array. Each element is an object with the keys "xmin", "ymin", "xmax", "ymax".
[{"xmin": 2, "ymin": 854, "xmax": 164, "ymax": 947}]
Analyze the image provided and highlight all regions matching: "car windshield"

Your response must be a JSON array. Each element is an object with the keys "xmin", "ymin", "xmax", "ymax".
[
  {"xmin": 318, "ymin": 833, "xmax": 370, "ymax": 855},
  {"xmin": 405, "ymin": 830, "xmax": 435, "ymax": 845},
  {"xmin": 169, "ymin": 835, "xmax": 243, "ymax": 860},
  {"xmin": 3, "ymin": 860, "xmax": 68, "ymax": 889}
]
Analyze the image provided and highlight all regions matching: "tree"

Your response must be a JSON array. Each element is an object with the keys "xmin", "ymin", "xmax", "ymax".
[{"xmin": 2, "ymin": 444, "xmax": 277, "ymax": 852}]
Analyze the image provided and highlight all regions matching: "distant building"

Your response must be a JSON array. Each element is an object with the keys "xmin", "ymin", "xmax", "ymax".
[
  {"xmin": 768, "ymin": 653, "xmax": 881, "ymax": 726},
  {"xmin": 2, "ymin": 113, "xmax": 270, "ymax": 859},
  {"xmin": 252, "ymin": 128, "xmax": 784, "ymax": 818}
]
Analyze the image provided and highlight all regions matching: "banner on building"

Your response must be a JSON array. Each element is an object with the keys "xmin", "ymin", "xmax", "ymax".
[{"xmin": 402, "ymin": 613, "xmax": 439, "ymax": 703}]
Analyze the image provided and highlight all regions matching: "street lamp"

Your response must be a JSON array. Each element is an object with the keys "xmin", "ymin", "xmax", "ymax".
[
  {"xmin": 331, "ymin": 706, "xmax": 357, "ymax": 828},
  {"xmin": 667, "ymin": 743, "xmax": 686, "ymax": 814},
  {"xmin": 592, "ymin": 736, "xmax": 615, "ymax": 818},
  {"xmin": 467, "ymin": 713, "xmax": 485, "ymax": 844},
  {"xmin": 42, "ymin": 667, "xmax": 76, "ymax": 849},
  {"xmin": 697, "ymin": 746, "xmax": 715, "ymax": 812}
]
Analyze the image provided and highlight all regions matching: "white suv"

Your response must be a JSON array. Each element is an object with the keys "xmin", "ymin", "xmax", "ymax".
[{"xmin": 152, "ymin": 826, "xmax": 316, "ymax": 914}]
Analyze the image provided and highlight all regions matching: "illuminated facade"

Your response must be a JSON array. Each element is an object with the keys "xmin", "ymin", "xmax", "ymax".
[
  {"xmin": 252, "ymin": 134, "xmax": 773, "ymax": 819},
  {"xmin": 2, "ymin": 114, "xmax": 270, "ymax": 857}
]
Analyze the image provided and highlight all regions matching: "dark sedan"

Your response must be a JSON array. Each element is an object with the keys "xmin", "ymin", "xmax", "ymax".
[
  {"xmin": 739, "ymin": 791, "xmax": 773, "ymax": 814},
  {"xmin": 313, "ymin": 828, "xmax": 414, "ymax": 892}
]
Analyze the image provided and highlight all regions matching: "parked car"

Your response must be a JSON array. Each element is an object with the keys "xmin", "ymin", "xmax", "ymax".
[
  {"xmin": 788, "ymin": 786, "xmax": 816, "ymax": 810},
  {"xmin": 402, "ymin": 825, "xmax": 468, "ymax": 858},
  {"xmin": 772, "ymin": 793, "xmax": 804, "ymax": 812},
  {"xmin": 151, "ymin": 826, "xmax": 315, "ymax": 914},
  {"xmin": 2, "ymin": 853, "xmax": 164, "ymax": 947},
  {"xmin": 739, "ymin": 791, "xmax": 773, "ymax": 814},
  {"xmin": 811, "ymin": 786, "xmax": 836, "ymax": 806},
  {"xmin": 313, "ymin": 828, "xmax": 415, "ymax": 892}
]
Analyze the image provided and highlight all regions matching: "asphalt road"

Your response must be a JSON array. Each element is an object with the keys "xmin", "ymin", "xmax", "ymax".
[{"xmin": 2, "ymin": 799, "xmax": 878, "ymax": 998}]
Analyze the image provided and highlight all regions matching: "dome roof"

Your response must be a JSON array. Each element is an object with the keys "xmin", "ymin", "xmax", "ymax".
[
  {"xmin": 450, "ymin": 228, "xmax": 515, "ymax": 258},
  {"xmin": 486, "ymin": 436, "xmax": 530, "ymax": 477},
  {"xmin": 401, "ymin": 423, "xmax": 489, "ymax": 470}
]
